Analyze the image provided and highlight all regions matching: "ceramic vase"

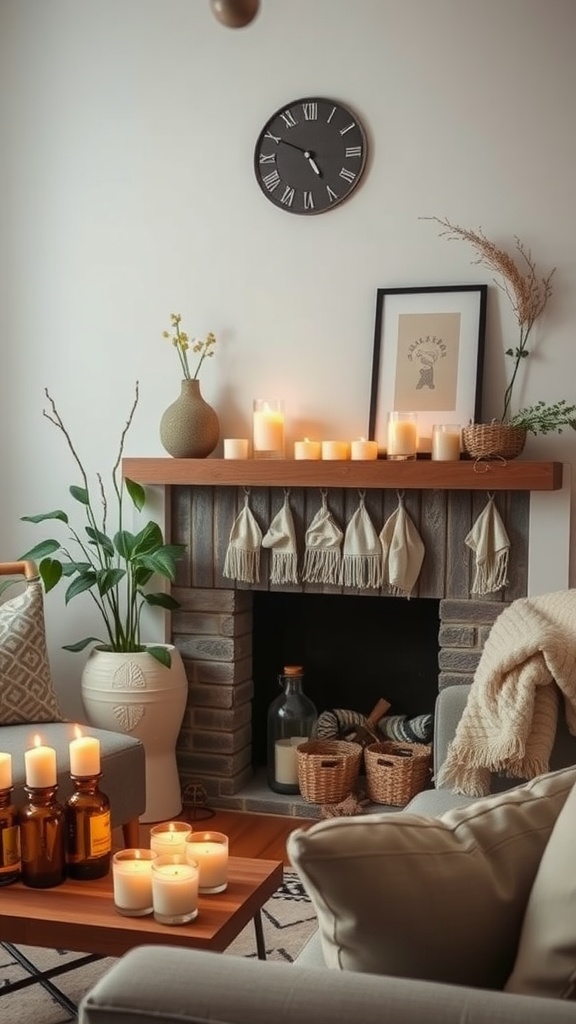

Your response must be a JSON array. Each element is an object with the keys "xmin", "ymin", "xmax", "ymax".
[
  {"xmin": 160, "ymin": 378, "xmax": 220, "ymax": 459},
  {"xmin": 80, "ymin": 645, "xmax": 188, "ymax": 823}
]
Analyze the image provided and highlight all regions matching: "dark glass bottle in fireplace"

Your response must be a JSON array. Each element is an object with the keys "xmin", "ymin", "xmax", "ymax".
[{"xmin": 267, "ymin": 665, "xmax": 317, "ymax": 794}]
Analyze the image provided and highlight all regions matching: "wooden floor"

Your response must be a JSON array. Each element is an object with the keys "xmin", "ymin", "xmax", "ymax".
[{"xmin": 132, "ymin": 810, "xmax": 312, "ymax": 867}]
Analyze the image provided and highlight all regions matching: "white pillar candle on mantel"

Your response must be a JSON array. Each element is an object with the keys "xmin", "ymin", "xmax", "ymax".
[
  {"xmin": 69, "ymin": 728, "xmax": 101, "ymax": 777},
  {"xmin": 151, "ymin": 855, "xmax": 199, "ymax": 924},
  {"xmin": 350, "ymin": 438, "xmax": 378, "ymax": 461},
  {"xmin": 150, "ymin": 821, "xmax": 192, "ymax": 858},
  {"xmin": 185, "ymin": 831, "xmax": 229, "ymax": 893},
  {"xmin": 25, "ymin": 736, "xmax": 57, "ymax": 788},
  {"xmin": 253, "ymin": 399, "xmax": 285, "ymax": 458},
  {"xmin": 223, "ymin": 438, "xmax": 250, "ymax": 459},
  {"xmin": 321, "ymin": 440, "xmax": 350, "ymax": 460},
  {"xmin": 294, "ymin": 438, "xmax": 322, "ymax": 460},
  {"xmin": 431, "ymin": 424, "xmax": 461, "ymax": 461},
  {"xmin": 274, "ymin": 736, "xmax": 307, "ymax": 786},
  {"xmin": 0, "ymin": 752, "xmax": 12, "ymax": 790}
]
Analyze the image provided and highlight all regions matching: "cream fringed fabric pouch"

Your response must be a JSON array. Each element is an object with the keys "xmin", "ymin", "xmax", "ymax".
[
  {"xmin": 223, "ymin": 488, "xmax": 262, "ymax": 583},
  {"xmin": 465, "ymin": 494, "xmax": 510, "ymax": 596},
  {"xmin": 380, "ymin": 493, "xmax": 425, "ymax": 598},
  {"xmin": 301, "ymin": 490, "xmax": 343, "ymax": 584},
  {"xmin": 339, "ymin": 491, "xmax": 382, "ymax": 589},
  {"xmin": 261, "ymin": 490, "xmax": 298, "ymax": 585}
]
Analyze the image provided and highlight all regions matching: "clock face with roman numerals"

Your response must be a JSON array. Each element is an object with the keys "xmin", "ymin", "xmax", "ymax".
[{"xmin": 254, "ymin": 97, "xmax": 368, "ymax": 216}]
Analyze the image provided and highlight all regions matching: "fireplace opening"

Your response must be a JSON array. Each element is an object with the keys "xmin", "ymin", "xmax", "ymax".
[{"xmin": 250, "ymin": 592, "xmax": 441, "ymax": 769}]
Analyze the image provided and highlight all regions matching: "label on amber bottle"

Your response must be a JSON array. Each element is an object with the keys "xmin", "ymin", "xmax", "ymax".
[
  {"xmin": 0, "ymin": 825, "xmax": 21, "ymax": 871},
  {"xmin": 89, "ymin": 811, "xmax": 111, "ymax": 858}
]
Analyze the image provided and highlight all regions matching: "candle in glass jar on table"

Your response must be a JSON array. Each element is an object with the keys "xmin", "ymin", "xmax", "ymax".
[
  {"xmin": 24, "ymin": 736, "xmax": 57, "ymax": 788},
  {"xmin": 69, "ymin": 728, "xmax": 101, "ymax": 776},
  {"xmin": 387, "ymin": 412, "xmax": 418, "ymax": 460},
  {"xmin": 274, "ymin": 736, "xmax": 307, "ymax": 786},
  {"xmin": 112, "ymin": 849, "xmax": 157, "ymax": 917},
  {"xmin": 253, "ymin": 399, "xmax": 285, "ymax": 458},
  {"xmin": 185, "ymin": 831, "xmax": 229, "ymax": 893},
  {"xmin": 151, "ymin": 854, "xmax": 199, "ymax": 924},
  {"xmin": 149, "ymin": 821, "xmax": 192, "ymax": 858}
]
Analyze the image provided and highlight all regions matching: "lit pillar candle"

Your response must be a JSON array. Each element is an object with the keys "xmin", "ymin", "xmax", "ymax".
[
  {"xmin": 25, "ymin": 736, "xmax": 57, "ymax": 788},
  {"xmin": 185, "ymin": 831, "xmax": 229, "ymax": 893},
  {"xmin": 253, "ymin": 399, "xmax": 285, "ymax": 457},
  {"xmin": 112, "ymin": 849, "xmax": 157, "ymax": 917},
  {"xmin": 350, "ymin": 438, "xmax": 378, "ymax": 460},
  {"xmin": 223, "ymin": 438, "xmax": 250, "ymax": 459},
  {"xmin": 321, "ymin": 440, "xmax": 350, "ymax": 460},
  {"xmin": 431, "ymin": 424, "xmax": 461, "ymax": 461},
  {"xmin": 69, "ymin": 727, "xmax": 101, "ymax": 776},
  {"xmin": 151, "ymin": 855, "xmax": 199, "ymax": 924},
  {"xmin": 150, "ymin": 821, "xmax": 192, "ymax": 858},
  {"xmin": 0, "ymin": 752, "xmax": 12, "ymax": 790},
  {"xmin": 294, "ymin": 438, "xmax": 321, "ymax": 460},
  {"xmin": 387, "ymin": 412, "xmax": 418, "ymax": 459}
]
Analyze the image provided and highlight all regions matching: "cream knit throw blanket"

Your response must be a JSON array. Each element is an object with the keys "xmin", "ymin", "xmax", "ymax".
[{"xmin": 436, "ymin": 590, "xmax": 576, "ymax": 796}]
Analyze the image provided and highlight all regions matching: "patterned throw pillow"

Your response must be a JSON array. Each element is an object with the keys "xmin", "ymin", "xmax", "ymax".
[{"xmin": 0, "ymin": 578, "xmax": 65, "ymax": 724}]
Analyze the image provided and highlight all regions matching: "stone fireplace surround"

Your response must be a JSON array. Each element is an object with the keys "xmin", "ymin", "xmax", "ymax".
[
  {"xmin": 149, "ymin": 472, "xmax": 570, "ymax": 818},
  {"xmin": 121, "ymin": 458, "xmax": 570, "ymax": 818}
]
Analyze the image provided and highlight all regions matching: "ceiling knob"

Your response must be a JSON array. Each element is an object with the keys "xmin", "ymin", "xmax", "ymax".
[{"xmin": 210, "ymin": 0, "xmax": 260, "ymax": 28}]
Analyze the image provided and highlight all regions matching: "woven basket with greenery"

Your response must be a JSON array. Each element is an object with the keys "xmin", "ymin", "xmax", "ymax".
[{"xmin": 462, "ymin": 423, "xmax": 527, "ymax": 461}]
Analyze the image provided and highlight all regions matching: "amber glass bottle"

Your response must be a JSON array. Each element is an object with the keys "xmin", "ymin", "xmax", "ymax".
[
  {"xmin": 65, "ymin": 774, "xmax": 111, "ymax": 880},
  {"xmin": 19, "ymin": 785, "xmax": 66, "ymax": 888},
  {"xmin": 0, "ymin": 787, "xmax": 21, "ymax": 886}
]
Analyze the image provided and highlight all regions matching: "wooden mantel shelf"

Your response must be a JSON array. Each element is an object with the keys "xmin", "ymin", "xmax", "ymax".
[{"xmin": 122, "ymin": 458, "xmax": 563, "ymax": 492}]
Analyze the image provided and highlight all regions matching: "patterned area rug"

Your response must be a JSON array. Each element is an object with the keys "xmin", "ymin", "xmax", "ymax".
[{"xmin": 0, "ymin": 871, "xmax": 316, "ymax": 1024}]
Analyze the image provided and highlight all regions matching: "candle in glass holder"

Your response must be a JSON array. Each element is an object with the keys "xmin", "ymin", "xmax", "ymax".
[
  {"xmin": 253, "ymin": 399, "xmax": 285, "ymax": 459},
  {"xmin": 113, "ymin": 849, "xmax": 157, "ymax": 916},
  {"xmin": 431, "ymin": 424, "xmax": 461, "ymax": 461},
  {"xmin": 387, "ymin": 412, "xmax": 418, "ymax": 460},
  {"xmin": 150, "ymin": 821, "xmax": 192, "ymax": 858},
  {"xmin": 151, "ymin": 853, "xmax": 199, "ymax": 925},
  {"xmin": 185, "ymin": 831, "xmax": 229, "ymax": 893}
]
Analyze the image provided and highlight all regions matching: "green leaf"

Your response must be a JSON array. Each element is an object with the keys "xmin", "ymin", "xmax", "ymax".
[
  {"xmin": 21, "ymin": 510, "xmax": 69, "ymax": 525},
  {"xmin": 132, "ymin": 566, "xmax": 154, "ymax": 587},
  {"xmin": 65, "ymin": 571, "xmax": 98, "ymax": 602},
  {"xmin": 125, "ymin": 477, "xmax": 145, "ymax": 512},
  {"xmin": 146, "ymin": 645, "xmax": 172, "ymax": 668},
  {"xmin": 60, "ymin": 560, "xmax": 91, "ymax": 577},
  {"xmin": 114, "ymin": 530, "xmax": 136, "ymax": 560},
  {"xmin": 96, "ymin": 567, "xmax": 125, "ymax": 596},
  {"xmin": 85, "ymin": 526, "xmax": 115, "ymax": 557},
  {"xmin": 138, "ymin": 548, "xmax": 180, "ymax": 582},
  {"xmin": 143, "ymin": 592, "xmax": 180, "ymax": 610},
  {"xmin": 131, "ymin": 521, "xmax": 163, "ymax": 556},
  {"xmin": 19, "ymin": 539, "xmax": 61, "ymax": 562},
  {"xmin": 62, "ymin": 637, "xmax": 103, "ymax": 653},
  {"xmin": 38, "ymin": 558, "xmax": 63, "ymax": 592},
  {"xmin": 70, "ymin": 485, "xmax": 89, "ymax": 505}
]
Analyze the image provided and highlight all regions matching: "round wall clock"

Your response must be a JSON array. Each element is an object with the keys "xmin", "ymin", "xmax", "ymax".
[{"xmin": 254, "ymin": 96, "xmax": 368, "ymax": 216}]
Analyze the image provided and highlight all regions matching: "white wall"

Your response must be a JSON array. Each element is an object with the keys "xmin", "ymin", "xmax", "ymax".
[{"xmin": 1, "ymin": 0, "xmax": 575, "ymax": 715}]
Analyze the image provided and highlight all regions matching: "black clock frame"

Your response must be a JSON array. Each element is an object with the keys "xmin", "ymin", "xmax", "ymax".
[{"xmin": 254, "ymin": 96, "xmax": 368, "ymax": 216}]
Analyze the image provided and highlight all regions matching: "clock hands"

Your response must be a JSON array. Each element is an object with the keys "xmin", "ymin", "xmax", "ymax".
[{"xmin": 270, "ymin": 135, "xmax": 323, "ymax": 177}]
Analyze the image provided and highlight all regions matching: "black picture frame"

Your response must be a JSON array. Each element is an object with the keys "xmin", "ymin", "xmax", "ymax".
[{"xmin": 368, "ymin": 284, "xmax": 487, "ymax": 454}]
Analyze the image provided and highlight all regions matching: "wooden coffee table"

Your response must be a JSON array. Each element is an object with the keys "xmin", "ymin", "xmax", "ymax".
[{"xmin": 0, "ymin": 855, "xmax": 283, "ymax": 996}]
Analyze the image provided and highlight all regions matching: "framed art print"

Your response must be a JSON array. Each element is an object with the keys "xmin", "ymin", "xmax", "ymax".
[{"xmin": 368, "ymin": 284, "xmax": 487, "ymax": 454}]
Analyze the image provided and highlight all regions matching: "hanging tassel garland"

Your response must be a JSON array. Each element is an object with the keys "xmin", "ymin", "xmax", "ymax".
[{"xmin": 223, "ymin": 488, "xmax": 262, "ymax": 583}]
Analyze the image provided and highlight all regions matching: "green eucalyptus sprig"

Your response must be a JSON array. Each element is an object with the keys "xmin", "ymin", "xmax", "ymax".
[
  {"xmin": 509, "ymin": 400, "xmax": 576, "ymax": 436},
  {"xmin": 163, "ymin": 313, "xmax": 216, "ymax": 381},
  {"xmin": 13, "ymin": 384, "xmax": 185, "ymax": 668}
]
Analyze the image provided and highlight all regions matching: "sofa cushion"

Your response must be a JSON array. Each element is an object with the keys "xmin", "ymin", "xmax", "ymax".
[
  {"xmin": 0, "ymin": 580, "xmax": 64, "ymax": 724},
  {"xmin": 287, "ymin": 765, "xmax": 576, "ymax": 990},
  {"xmin": 505, "ymin": 773, "xmax": 576, "ymax": 998}
]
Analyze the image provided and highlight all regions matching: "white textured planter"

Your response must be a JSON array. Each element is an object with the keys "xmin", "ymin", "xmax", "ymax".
[{"xmin": 81, "ymin": 645, "xmax": 188, "ymax": 823}]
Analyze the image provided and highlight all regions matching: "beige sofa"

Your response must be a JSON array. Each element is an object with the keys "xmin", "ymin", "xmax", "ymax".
[{"xmin": 79, "ymin": 685, "xmax": 576, "ymax": 1024}]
